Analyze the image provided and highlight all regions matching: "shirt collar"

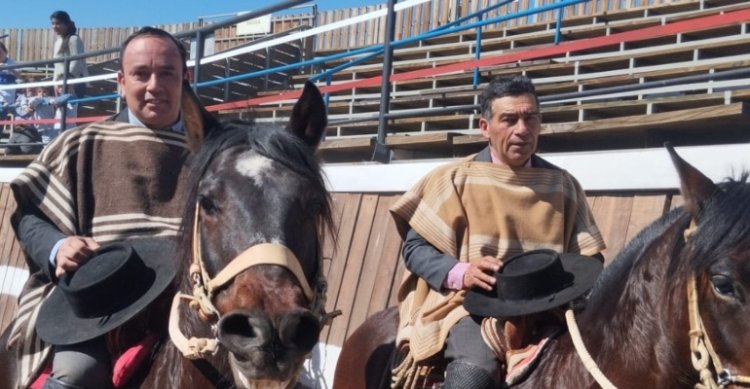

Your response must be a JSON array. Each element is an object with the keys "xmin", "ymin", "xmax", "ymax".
[{"xmin": 127, "ymin": 108, "xmax": 185, "ymax": 133}]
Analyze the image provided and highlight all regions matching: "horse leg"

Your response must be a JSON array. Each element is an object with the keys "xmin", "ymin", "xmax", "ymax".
[{"xmin": 333, "ymin": 307, "xmax": 399, "ymax": 389}]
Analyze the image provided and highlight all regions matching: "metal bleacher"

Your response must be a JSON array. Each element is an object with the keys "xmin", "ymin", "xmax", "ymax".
[{"xmin": 231, "ymin": 0, "xmax": 750, "ymax": 162}]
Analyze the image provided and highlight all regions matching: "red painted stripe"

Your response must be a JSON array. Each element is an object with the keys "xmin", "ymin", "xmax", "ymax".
[
  {"xmin": 208, "ymin": 8, "xmax": 750, "ymax": 111},
  {"xmin": 4, "ymin": 7, "xmax": 749, "ymax": 125}
]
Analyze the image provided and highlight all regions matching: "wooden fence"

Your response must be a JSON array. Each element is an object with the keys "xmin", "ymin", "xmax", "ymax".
[
  {"xmin": 1, "ymin": 0, "xmax": 699, "ymax": 65},
  {"xmin": 0, "ymin": 180, "xmax": 681, "ymax": 339}
]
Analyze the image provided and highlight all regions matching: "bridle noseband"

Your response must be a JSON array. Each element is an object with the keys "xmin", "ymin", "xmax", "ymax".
[
  {"xmin": 168, "ymin": 201, "xmax": 334, "ymax": 359},
  {"xmin": 567, "ymin": 219, "xmax": 750, "ymax": 389}
]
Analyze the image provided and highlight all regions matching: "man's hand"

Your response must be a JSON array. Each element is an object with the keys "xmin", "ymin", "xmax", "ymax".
[
  {"xmin": 463, "ymin": 256, "xmax": 502, "ymax": 291},
  {"xmin": 54, "ymin": 236, "xmax": 100, "ymax": 278}
]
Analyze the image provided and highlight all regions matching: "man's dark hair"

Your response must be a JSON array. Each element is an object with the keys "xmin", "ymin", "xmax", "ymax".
[
  {"xmin": 119, "ymin": 27, "xmax": 188, "ymax": 74},
  {"xmin": 480, "ymin": 75, "xmax": 540, "ymax": 120}
]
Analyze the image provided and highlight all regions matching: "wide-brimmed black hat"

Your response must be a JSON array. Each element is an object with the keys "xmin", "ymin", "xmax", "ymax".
[
  {"xmin": 36, "ymin": 239, "xmax": 176, "ymax": 346},
  {"xmin": 464, "ymin": 249, "xmax": 602, "ymax": 318}
]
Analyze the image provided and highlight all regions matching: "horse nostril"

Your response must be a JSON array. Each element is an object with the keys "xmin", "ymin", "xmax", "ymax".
[
  {"xmin": 279, "ymin": 310, "xmax": 321, "ymax": 352},
  {"xmin": 218, "ymin": 310, "xmax": 273, "ymax": 354}
]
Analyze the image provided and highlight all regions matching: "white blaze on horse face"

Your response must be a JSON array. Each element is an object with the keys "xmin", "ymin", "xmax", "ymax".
[{"xmin": 236, "ymin": 151, "xmax": 274, "ymax": 187}]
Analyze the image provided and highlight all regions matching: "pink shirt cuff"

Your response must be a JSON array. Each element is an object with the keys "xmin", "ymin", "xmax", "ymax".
[{"xmin": 443, "ymin": 262, "xmax": 470, "ymax": 290}]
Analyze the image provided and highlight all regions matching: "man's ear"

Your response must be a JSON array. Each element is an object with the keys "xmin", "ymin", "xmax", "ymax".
[
  {"xmin": 182, "ymin": 80, "xmax": 219, "ymax": 152},
  {"xmin": 479, "ymin": 116, "xmax": 490, "ymax": 139},
  {"xmin": 116, "ymin": 71, "xmax": 125, "ymax": 98}
]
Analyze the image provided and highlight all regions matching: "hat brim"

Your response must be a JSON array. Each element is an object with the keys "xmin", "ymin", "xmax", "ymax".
[
  {"xmin": 464, "ymin": 253, "xmax": 602, "ymax": 318},
  {"xmin": 36, "ymin": 239, "xmax": 176, "ymax": 346}
]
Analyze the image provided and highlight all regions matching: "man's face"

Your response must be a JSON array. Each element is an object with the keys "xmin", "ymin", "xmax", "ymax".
[
  {"xmin": 117, "ymin": 36, "xmax": 184, "ymax": 130},
  {"xmin": 479, "ymin": 93, "xmax": 542, "ymax": 168}
]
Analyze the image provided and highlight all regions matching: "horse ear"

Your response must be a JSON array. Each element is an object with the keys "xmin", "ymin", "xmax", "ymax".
[
  {"xmin": 288, "ymin": 81, "xmax": 327, "ymax": 149},
  {"xmin": 182, "ymin": 80, "xmax": 220, "ymax": 152},
  {"xmin": 665, "ymin": 142, "xmax": 716, "ymax": 218}
]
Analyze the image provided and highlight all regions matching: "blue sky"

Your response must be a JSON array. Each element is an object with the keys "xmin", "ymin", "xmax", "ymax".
[{"xmin": 0, "ymin": 0, "xmax": 386, "ymax": 29}]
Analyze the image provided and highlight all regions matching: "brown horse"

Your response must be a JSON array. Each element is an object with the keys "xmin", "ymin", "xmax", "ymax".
[
  {"xmin": 0, "ymin": 81, "xmax": 333, "ymax": 389},
  {"xmin": 133, "ymin": 81, "xmax": 333, "ymax": 388},
  {"xmin": 334, "ymin": 146, "xmax": 750, "ymax": 389}
]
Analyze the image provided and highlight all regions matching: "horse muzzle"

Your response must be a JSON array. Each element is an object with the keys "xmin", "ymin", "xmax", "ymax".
[{"xmin": 218, "ymin": 308, "xmax": 321, "ymax": 378}]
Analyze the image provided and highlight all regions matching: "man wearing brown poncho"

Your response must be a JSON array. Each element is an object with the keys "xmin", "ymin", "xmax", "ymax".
[
  {"xmin": 390, "ymin": 75, "xmax": 607, "ymax": 389},
  {"xmin": 7, "ymin": 28, "xmax": 196, "ymax": 389}
]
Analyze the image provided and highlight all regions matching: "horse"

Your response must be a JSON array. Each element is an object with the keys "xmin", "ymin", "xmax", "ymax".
[
  {"xmin": 0, "ymin": 81, "xmax": 334, "ymax": 389},
  {"xmin": 334, "ymin": 145, "xmax": 750, "ymax": 389},
  {"xmin": 134, "ymin": 80, "xmax": 334, "ymax": 388}
]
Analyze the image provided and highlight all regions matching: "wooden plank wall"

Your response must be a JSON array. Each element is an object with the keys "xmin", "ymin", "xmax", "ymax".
[
  {"xmin": 1, "ymin": 0, "xmax": 693, "ymax": 64},
  {"xmin": 0, "ymin": 182, "xmax": 679, "ymax": 346},
  {"xmin": 313, "ymin": 0, "xmax": 693, "ymax": 51},
  {"xmin": 318, "ymin": 190, "xmax": 680, "ymax": 348}
]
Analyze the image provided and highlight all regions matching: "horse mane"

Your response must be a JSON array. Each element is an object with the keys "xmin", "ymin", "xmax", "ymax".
[
  {"xmin": 587, "ymin": 206, "xmax": 686, "ymax": 306},
  {"xmin": 176, "ymin": 119, "xmax": 335, "ymax": 287}
]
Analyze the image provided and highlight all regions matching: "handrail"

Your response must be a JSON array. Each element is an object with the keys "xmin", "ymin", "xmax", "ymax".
[{"xmin": 5, "ymin": 1, "xmax": 747, "ymax": 144}]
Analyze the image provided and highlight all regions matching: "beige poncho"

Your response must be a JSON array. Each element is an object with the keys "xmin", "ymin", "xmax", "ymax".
[{"xmin": 390, "ymin": 157, "xmax": 606, "ymax": 365}]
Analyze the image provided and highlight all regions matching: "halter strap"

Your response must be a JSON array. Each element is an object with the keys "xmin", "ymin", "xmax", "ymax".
[
  {"xmin": 206, "ymin": 243, "xmax": 314, "ymax": 301},
  {"xmin": 168, "ymin": 201, "xmax": 338, "ymax": 359}
]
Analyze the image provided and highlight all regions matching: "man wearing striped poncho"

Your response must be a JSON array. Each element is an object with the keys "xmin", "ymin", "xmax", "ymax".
[
  {"xmin": 7, "ymin": 27, "xmax": 195, "ymax": 389},
  {"xmin": 390, "ymin": 75, "xmax": 607, "ymax": 389}
]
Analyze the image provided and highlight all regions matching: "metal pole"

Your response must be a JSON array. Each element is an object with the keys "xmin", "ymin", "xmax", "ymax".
[
  {"xmin": 61, "ymin": 58, "xmax": 71, "ymax": 131},
  {"xmin": 373, "ymin": 0, "xmax": 398, "ymax": 163},
  {"xmin": 473, "ymin": 13, "xmax": 483, "ymax": 89},
  {"xmin": 555, "ymin": 0, "xmax": 565, "ymax": 44},
  {"xmin": 193, "ymin": 30, "xmax": 204, "ymax": 95}
]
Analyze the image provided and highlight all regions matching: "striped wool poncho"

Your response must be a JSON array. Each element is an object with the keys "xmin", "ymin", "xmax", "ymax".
[{"xmin": 7, "ymin": 118, "xmax": 190, "ymax": 387}]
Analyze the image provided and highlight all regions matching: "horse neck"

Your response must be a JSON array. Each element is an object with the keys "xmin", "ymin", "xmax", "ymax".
[{"xmin": 569, "ymin": 214, "xmax": 695, "ymax": 386}]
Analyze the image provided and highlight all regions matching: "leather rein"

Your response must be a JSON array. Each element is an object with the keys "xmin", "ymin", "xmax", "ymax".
[
  {"xmin": 566, "ymin": 220, "xmax": 750, "ymax": 389},
  {"xmin": 168, "ymin": 201, "xmax": 333, "ymax": 359}
]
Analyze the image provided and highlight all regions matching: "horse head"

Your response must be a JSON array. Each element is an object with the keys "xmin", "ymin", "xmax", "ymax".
[
  {"xmin": 171, "ymin": 81, "xmax": 333, "ymax": 388},
  {"xmin": 667, "ymin": 144, "xmax": 750, "ymax": 388}
]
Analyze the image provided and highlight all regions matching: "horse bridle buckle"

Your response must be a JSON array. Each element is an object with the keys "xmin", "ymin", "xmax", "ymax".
[{"xmin": 717, "ymin": 369, "xmax": 734, "ymax": 388}]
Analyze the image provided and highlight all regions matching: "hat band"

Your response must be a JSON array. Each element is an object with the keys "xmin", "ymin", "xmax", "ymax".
[{"xmin": 497, "ymin": 251, "xmax": 574, "ymax": 300}]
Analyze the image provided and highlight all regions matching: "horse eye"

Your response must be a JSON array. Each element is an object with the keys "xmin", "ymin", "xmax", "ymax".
[
  {"xmin": 199, "ymin": 195, "xmax": 220, "ymax": 215},
  {"xmin": 711, "ymin": 275, "xmax": 737, "ymax": 299}
]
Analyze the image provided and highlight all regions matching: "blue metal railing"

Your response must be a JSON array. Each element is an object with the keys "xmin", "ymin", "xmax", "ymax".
[{"xmin": 11, "ymin": 0, "xmax": 587, "ymax": 129}]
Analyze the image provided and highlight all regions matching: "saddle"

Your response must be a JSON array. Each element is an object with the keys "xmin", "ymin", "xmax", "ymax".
[
  {"xmin": 481, "ymin": 310, "xmax": 565, "ymax": 386},
  {"xmin": 392, "ymin": 311, "xmax": 563, "ymax": 389}
]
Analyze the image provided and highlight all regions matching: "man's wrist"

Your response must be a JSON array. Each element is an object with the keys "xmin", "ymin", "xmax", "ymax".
[
  {"xmin": 48, "ymin": 238, "xmax": 65, "ymax": 266},
  {"xmin": 443, "ymin": 262, "xmax": 470, "ymax": 290}
]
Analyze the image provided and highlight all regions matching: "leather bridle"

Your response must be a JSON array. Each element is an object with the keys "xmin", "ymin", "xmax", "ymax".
[{"xmin": 168, "ymin": 201, "xmax": 333, "ymax": 359}]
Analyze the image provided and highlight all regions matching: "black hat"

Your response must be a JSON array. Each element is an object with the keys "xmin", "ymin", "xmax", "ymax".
[
  {"xmin": 463, "ymin": 249, "xmax": 602, "ymax": 318},
  {"xmin": 36, "ymin": 239, "xmax": 176, "ymax": 346}
]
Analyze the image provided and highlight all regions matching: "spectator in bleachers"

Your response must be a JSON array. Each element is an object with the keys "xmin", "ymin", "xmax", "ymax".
[
  {"xmin": 50, "ymin": 10, "xmax": 87, "ymax": 132},
  {"xmin": 14, "ymin": 80, "xmax": 34, "ymax": 118},
  {"xmin": 17, "ymin": 82, "xmax": 57, "ymax": 143},
  {"xmin": 0, "ymin": 42, "xmax": 19, "ymax": 117},
  {"xmin": 51, "ymin": 11, "xmax": 88, "ymax": 98}
]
